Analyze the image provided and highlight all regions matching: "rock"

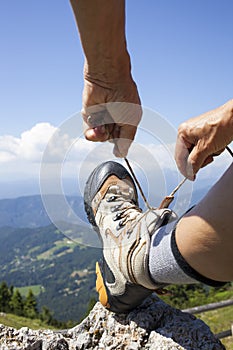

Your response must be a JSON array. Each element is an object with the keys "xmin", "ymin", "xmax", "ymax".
[{"xmin": 0, "ymin": 294, "xmax": 225, "ymax": 350}]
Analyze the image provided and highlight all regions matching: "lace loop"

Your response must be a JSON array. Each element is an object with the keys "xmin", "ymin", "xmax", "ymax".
[{"xmin": 106, "ymin": 187, "xmax": 142, "ymax": 230}]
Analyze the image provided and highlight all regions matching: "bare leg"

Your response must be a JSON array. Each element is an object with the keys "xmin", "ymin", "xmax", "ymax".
[{"xmin": 176, "ymin": 163, "xmax": 233, "ymax": 282}]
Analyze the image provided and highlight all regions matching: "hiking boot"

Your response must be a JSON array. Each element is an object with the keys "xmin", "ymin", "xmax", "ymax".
[{"xmin": 84, "ymin": 161, "xmax": 176, "ymax": 313}]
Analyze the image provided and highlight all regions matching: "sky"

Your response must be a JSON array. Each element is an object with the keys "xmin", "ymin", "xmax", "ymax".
[{"xmin": 1, "ymin": 0, "xmax": 233, "ymax": 200}]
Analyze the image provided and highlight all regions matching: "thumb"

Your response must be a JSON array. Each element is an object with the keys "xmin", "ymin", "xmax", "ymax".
[
  {"xmin": 113, "ymin": 124, "xmax": 137, "ymax": 157},
  {"xmin": 187, "ymin": 142, "xmax": 210, "ymax": 179}
]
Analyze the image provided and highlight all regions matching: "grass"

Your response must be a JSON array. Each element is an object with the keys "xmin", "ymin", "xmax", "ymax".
[
  {"xmin": 197, "ymin": 305, "xmax": 233, "ymax": 349},
  {"xmin": 16, "ymin": 284, "xmax": 43, "ymax": 297},
  {"xmin": 37, "ymin": 239, "xmax": 76, "ymax": 260},
  {"xmin": 0, "ymin": 313, "xmax": 57, "ymax": 330}
]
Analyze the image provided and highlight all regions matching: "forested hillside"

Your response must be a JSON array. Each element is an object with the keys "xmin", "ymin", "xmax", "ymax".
[
  {"xmin": 1, "ymin": 190, "xmax": 231, "ymax": 325},
  {"xmin": 0, "ymin": 224, "xmax": 101, "ymax": 322}
]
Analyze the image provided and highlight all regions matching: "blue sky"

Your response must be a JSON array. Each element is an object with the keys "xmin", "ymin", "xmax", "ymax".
[
  {"xmin": 0, "ymin": 0, "xmax": 233, "ymax": 199},
  {"xmin": 1, "ymin": 0, "xmax": 233, "ymax": 135}
]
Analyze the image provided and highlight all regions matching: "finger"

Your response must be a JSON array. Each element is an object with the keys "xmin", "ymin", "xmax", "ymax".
[
  {"xmin": 82, "ymin": 104, "xmax": 106, "ymax": 123},
  {"xmin": 212, "ymin": 148, "xmax": 225, "ymax": 157},
  {"xmin": 82, "ymin": 108, "xmax": 114, "ymax": 142},
  {"xmin": 175, "ymin": 136, "xmax": 193, "ymax": 178},
  {"xmin": 200, "ymin": 156, "xmax": 214, "ymax": 168},
  {"xmin": 181, "ymin": 143, "xmax": 223, "ymax": 180},
  {"xmin": 113, "ymin": 124, "xmax": 137, "ymax": 157},
  {"xmin": 83, "ymin": 120, "xmax": 110, "ymax": 142},
  {"xmin": 85, "ymin": 126, "xmax": 110, "ymax": 142},
  {"xmin": 187, "ymin": 141, "xmax": 210, "ymax": 179},
  {"xmin": 199, "ymin": 148, "xmax": 225, "ymax": 169}
]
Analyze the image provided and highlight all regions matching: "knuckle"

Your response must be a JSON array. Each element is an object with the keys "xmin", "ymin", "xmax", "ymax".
[{"xmin": 178, "ymin": 122, "xmax": 189, "ymax": 135}]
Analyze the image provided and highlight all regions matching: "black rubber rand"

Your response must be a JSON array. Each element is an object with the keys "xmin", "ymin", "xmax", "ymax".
[{"xmin": 96, "ymin": 259, "xmax": 152, "ymax": 313}]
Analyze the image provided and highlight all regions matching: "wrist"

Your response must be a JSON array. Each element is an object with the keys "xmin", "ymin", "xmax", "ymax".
[
  {"xmin": 226, "ymin": 99, "xmax": 233, "ymax": 116},
  {"xmin": 84, "ymin": 51, "xmax": 132, "ymax": 86},
  {"xmin": 223, "ymin": 99, "xmax": 233, "ymax": 128}
]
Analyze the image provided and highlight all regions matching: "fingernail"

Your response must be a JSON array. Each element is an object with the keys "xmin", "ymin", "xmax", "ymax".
[
  {"xmin": 87, "ymin": 115, "xmax": 93, "ymax": 125},
  {"xmin": 93, "ymin": 125, "xmax": 105, "ymax": 134}
]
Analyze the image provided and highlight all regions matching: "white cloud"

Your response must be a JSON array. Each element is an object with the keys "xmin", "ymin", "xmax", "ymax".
[
  {"xmin": 0, "ymin": 123, "xmax": 114, "ymax": 189},
  {"xmin": 0, "ymin": 123, "xmax": 57, "ymax": 162},
  {"xmin": 0, "ymin": 135, "xmax": 20, "ymax": 162},
  {"xmin": 0, "ymin": 123, "xmax": 197, "ymax": 177},
  {"xmin": 0, "ymin": 122, "xmax": 96, "ymax": 164},
  {"xmin": 0, "ymin": 122, "xmax": 232, "ymax": 199}
]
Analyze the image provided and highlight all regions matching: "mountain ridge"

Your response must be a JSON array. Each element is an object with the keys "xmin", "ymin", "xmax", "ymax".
[
  {"xmin": 0, "ymin": 187, "xmax": 210, "ymax": 322},
  {"xmin": 0, "ymin": 194, "xmax": 87, "ymax": 228},
  {"xmin": 0, "ymin": 184, "xmax": 210, "ymax": 229}
]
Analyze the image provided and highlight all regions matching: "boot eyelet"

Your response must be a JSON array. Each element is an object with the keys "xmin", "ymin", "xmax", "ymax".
[
  {"xmin": 111, "ymin": 205, "xmax": 120, "ymax": 213},
  {"xmin": 126, "ymin": 228, "xmax": 133, "ymax": 237},
  {"xmin": 107, "ymin": 195, "xmax": 116, "ymax": 202},
  {"xmin": 116, "ymin": 220, "xmax": 125, "ymax": 230},
  {"xmin": 113, "ymin": 213, "xmax": 122, "ymax": 221}
]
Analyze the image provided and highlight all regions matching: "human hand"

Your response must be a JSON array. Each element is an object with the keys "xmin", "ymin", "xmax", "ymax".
[
  {"xmin": 81, "ymin": 72, "xmax": 142, "ymax": 157},
  {"xmin": 175, "ymin": 99, "xmax": 233, "ymax": 180}
]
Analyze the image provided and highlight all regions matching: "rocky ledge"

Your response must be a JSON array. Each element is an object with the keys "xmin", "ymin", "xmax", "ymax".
[{"xmin": 0, "ymin": 294, "xmax": 225, "ymax": 350}]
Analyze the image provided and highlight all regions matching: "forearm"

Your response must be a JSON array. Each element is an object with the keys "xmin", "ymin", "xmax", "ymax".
[
  {"xmin": 176, "ymin": 162, "xmax": 233, "ymax": 281},
  {"xmin": 70, "ymin": 0, "xmax": 131, "ymax": 84}
]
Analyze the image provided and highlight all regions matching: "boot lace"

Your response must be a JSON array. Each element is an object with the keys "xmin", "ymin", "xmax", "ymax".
[{"xmin": 106, "ymin": 185, "xmax": 142, "ymax": 230}]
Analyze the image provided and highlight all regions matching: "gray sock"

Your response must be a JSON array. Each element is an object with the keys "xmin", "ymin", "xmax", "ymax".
[{"xmin": 149, "ymin": 225, "xmax": 197, "ymax": 285}]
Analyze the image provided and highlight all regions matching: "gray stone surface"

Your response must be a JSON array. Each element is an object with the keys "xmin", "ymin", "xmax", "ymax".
[{"xmin": 0, "ymin": 294, "xmax": 225, "ymax": 350}]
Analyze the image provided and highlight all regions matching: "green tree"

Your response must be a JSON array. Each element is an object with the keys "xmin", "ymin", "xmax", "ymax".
[
  {"xmin": 0, "ymin": 281, "xmax": 11, "ymax": 312},
  {"xmin": 24, "ymin": 289, "xmax": 38, "ymax": 318},
  {"xmin": 161, "ymin": 284, "xmax": 208, "ymax": 309},
  {"xmin": 9, "ymin": 289, "xmax": 24, "ymax": 316},
  {"xmin": 80, "ymin": 295, "xmax": 97, "ymax": 321},
  {"xmin": 40, "ymin": 306, "xmax": 53, "ymax": 325}
]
